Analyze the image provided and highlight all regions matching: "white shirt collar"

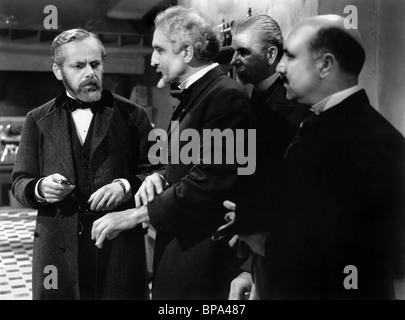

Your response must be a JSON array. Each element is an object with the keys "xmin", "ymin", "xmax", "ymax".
[
  {"xmin": 179, "ymin": 63, "xmax": 219, "ymax": 90},
  {"xmin": 65, "ymin": 90, "xmax": 93, "ymax": 144},
  {"xmin": 66, "ymin": 90, "xmax": 75, "ymax": 100},
  {"xmin": 254, "ymin": 73, "xmax": 279, "ymax": 92},
  {"xmin": 311, "ymin": 85, "xmax": 362, "ymax": 114}
]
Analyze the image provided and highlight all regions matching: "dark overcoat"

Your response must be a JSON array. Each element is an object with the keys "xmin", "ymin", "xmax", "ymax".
[
  {"xmin": 148, "ymin": 66, "xmax": 251, "ymax": 300},
  {"xmin": 12, "ymin": 90, "xmax": 153, "ymax": 300},
  {"xmin": 245, "ymin": 90, "xmax": 405, "ymax": 299}
]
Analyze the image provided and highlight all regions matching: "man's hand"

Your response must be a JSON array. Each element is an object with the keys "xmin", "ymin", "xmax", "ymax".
[
  {"xmin": 38, "ymin": 173, "xmax": 75, "ymax": 203},
  {"xmin": 135, "ymin": 173, "xmax": 169, "ymax": 208},
  {"xmin": 91, "ymin": 206, "xmax": 149, "ymax": 249},
  {"xmin": 229, "ymin": 272, "xmax": 257, "ymax": 300},
  {"xmin": 88, "ymin": 181, "xmax": 129, "ymax": 211},
  {"xmin": 211, "ymin": 200, "xmax": 239, "ymax": 247}
]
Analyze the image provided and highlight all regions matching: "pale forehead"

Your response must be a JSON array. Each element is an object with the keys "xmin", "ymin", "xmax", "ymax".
[
  {"xmin": 285, "ymin": 24, "xmax": 317, "ymax": 51},
  {"xmin": 288, "ymin": 14, "xmax": 364, "ymax": 48},
  {"xmin": 153, "ymin": 27, "xmax": 174, "ymax": 46},
  {"xmin": 61, "ymin": 37, "xmax": 103, "ymax": 62}
]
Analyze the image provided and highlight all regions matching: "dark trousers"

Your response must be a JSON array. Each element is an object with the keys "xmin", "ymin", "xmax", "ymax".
[{"xmin": 78, "ymin": 213, "xmax": 98, "ymax": 300}]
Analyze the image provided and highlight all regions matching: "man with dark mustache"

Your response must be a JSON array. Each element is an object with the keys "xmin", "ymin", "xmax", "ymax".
[
  {"xmin": 231, "ymin": 14, "xmax": 405, "ymax": 299},
  {"xmin": 12, "ymin": 28, "xmax": 154, "ymax": 300}
]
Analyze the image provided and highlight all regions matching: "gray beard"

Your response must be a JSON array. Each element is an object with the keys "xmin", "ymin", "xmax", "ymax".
[{"xmin": 62, "ymin": 77, "xmax": 102, "ymax": 102}]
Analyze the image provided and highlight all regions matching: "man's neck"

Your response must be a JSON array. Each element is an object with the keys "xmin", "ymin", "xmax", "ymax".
[
  {"xmin": 311, "ymin": 84, "xmax": 361, "ymax": 114},
  {"xmin": 253, "ymin": 72, "xmax": 279, "ymax": 92},
  {"xmin": 179, "ymin": 63, "xmax": 218, "ymax": 90}
]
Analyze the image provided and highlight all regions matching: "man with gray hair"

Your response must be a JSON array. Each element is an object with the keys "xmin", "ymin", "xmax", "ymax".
[
  {"xmin": 92, "ymin": 5, "xmax": 251, "ymax": 299},
  {"xmin": 12, "ymin": 28, "xmax": 154, "ymax": 299}
]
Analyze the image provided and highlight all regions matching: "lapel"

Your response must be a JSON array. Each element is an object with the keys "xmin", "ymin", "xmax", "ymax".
[
  {"xmin": 89, "ymin": 96, "xmax": 114, "ymax": 161},
  {"xmin": 36, "ymin": 93, "xmax": 76, "ymax": 181},
  {"xmin": 37, "ymin": 91, "xmax": 115, "ymax": 181}
]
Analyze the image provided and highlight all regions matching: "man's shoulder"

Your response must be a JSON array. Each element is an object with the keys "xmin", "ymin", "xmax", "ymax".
[
  {"xmin": 203, "ymin": 65, "xmax": 245, "ymax": 91},
  {"xmin": 111, "ymin": 92, "xmax": 145, "ymax": 111},
  {"xmin": 208, "ymin": 73, "xmax": 248, "ymax": 100},
  {"xmin": 27, "ymin": 97, "xmax": 58, "ymax": 118}
]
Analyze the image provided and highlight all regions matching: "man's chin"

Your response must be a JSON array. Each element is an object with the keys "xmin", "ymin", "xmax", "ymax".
[
  {"xmin": 77, "ymin": 89, "xmax": 102, "ymax": 102},
  {"xmin": 156, "ymin": 77, "xmax": 170, "ymax": 89},
  {"xmin": 235, "ymin": 73, "xmax": 249, "ymax": 85},
  {"xmin": 285, "ymin": 92, "xmax": 293, "ymax": 101}
]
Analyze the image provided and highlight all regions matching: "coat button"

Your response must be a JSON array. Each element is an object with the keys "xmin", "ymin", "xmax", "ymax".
[{"xmin": 59, "ymin": 245, "xmax": 66, "ymax": 253}]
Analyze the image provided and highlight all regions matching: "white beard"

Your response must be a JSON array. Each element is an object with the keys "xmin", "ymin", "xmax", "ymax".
[{"xmin": 157, "ymin": 73, "xmax": 173, "ymax": 89}]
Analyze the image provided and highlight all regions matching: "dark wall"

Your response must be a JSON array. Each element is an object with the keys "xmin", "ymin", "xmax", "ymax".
[
  {"xmin": 0, "ymin": 71, "xmax": 145, "ymax": 117},
  {"xmin": 0, "ymin": 0, "xmax": 134, "ymax": 32}
]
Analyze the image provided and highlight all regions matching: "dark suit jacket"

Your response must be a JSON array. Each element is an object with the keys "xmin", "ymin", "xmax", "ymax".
[
  {"xmin": 236, "ymin": 77, "xmax": 310, "ymax": 226},
  {"xmin": 234, "ymin": 77, "xmax": 311, "ymax": 298},
  {"xmin": 148, "ymin": 66, "xmax": 251, "ymax": 300},
  {"xmin": 12, "ymin": 90, "xmax": 153, "ymax": 300},
  {"xmin": 254, "ymin": 90, "xmax": 405, "ymax": 299}
]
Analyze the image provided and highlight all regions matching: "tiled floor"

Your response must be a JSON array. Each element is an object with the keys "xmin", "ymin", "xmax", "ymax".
[
  {"xmin": 0, "ymin": 207, "xmax": 36, "ymax": 300},
  {"xmin": 0, "ymin": 207, "xmax": 154, "ymax": 300},
  {"xmin": 0, "ymin": 206, "xmax": 404, "ymax": 300}
]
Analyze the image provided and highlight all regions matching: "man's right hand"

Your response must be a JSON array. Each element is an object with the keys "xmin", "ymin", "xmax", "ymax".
[
  {"xmin": 38, "ymin": 173, "xmax": 75, "ymax": 203},
  {"xmin": 228, "ymin": 271, "xmax": 257, "ymax": 300},
  {"xmin": 211, "ymin": 200, "xmax": 239, "ymax": 247},
  {"xmin": 134, "ymin": 173, "xmax": 169, "ymax": 208}
]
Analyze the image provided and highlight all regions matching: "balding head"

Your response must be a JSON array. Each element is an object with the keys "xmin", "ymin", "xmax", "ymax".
[
  {"xmin": 295, "ymin": 14, "xmax": 364, "ymax": 47},
  {"xmin": 291, "ymin": 14, "xmax": 366, "ymax": 76},
  {"xmin": 276, "ymin": 14, "xmax": 366, "ymax": 105}
]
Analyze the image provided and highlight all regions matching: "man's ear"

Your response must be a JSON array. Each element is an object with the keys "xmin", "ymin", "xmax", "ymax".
[
  {"xmin": 319, "ymin": 53, "xmax": 335, "ymax": 79},
  {"xmin": 266, "ymin": 46, "xmax": 278, "ymax": 66},
  {"xmin": 52, "ymin": 63, "xmax": 63, "ymax": 80},
  {"xmin": 182, "ymin": 44, "xmax": 194, "ymax": 63}
]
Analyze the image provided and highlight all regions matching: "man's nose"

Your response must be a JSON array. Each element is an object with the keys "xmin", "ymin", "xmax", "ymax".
[
  {"xmin": 151, "ymin": 51, "xmax": 158, "ymax": 67},
  {"xmin": 230, "ymin": 51, "xmax": 239, "ymax": 67},
  {"xmin": 276, "ymin": 58, "xmax": 285, "ymax": 74},
  {"xmin": 84, "ymin": 64, "xmax": 95, "ymax": 77}
]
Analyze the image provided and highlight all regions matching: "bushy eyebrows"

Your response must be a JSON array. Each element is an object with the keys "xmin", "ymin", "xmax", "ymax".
[
  {"xmin": 68, "ymin": 58, "xmax": 101, "ymax": 65},
  {"xmin": 235, "ymin": 46, "xmax": 250, "ymax": 54}
]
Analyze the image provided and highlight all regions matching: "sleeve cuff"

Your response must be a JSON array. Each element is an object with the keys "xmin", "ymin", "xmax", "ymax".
[
  {"xmin": 34, "ymin": 178, "xmax": 47, "ymax": 203},
  {"xmin": 113, "ymin": 179, "xmax": 130, "ymax": 196}
]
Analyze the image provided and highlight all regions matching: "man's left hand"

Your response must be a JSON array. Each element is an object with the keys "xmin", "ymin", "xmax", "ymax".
[
  {"xmin": 91, "ymin": 206, "xmax": 149, "ymax": 249},
  {"xmin": 88, "ymin": 181, "xmax": 129, "ymax": 211}
]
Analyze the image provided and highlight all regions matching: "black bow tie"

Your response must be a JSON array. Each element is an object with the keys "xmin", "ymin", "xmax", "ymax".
[{"xmin": 66, "ymin": 97, "xmax": 102, "ymax": 113}]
